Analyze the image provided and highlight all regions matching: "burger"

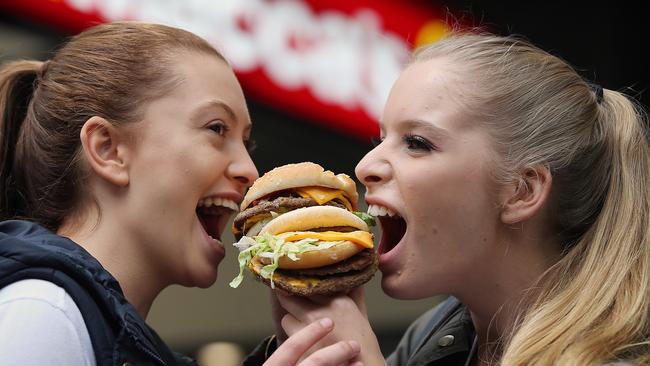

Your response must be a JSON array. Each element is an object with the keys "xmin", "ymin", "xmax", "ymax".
[{"xmin": 229, "ymin": 162, "xmax": 378, "ymax": 296}]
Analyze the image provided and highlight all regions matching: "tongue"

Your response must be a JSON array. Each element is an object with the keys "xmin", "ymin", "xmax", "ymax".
[{"xmin": 379, "ymin": 216, "xmax": 407, "ymax": 254}]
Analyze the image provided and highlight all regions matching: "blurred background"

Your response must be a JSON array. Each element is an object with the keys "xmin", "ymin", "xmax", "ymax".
[{"xmin": 1, "ymin": 0, "xmax": 647, "ymax": 364}]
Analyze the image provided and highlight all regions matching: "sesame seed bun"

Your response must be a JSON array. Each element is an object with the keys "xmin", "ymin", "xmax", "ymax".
[{"xmin": 240, "ymin": 162, "xmax": 359, "ymax": 211}]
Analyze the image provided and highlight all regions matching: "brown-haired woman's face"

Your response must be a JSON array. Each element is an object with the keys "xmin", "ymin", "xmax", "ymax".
[
  {"xmin": 355, "ymin": 59, "xmax": 504, "ymax": 300},
  {"xmin": 119, "ymin": 51, "xmax": 258, "ymax": 288}
]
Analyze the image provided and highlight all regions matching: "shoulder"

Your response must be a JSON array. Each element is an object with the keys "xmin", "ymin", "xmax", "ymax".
[
  {"xmin": 1, "ymin": 278, "xmax": 70, "ymax": 306},
  {"xmin": 0, "ymin": 279, "xmax": 96, "ymax": 366}
]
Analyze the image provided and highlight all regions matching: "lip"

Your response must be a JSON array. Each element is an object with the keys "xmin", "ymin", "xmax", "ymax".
[
  {"xmin": 200, "ymin": 191, "xmax": 244, "ymax": 206},
  {"xmin": 364, "ymin": 195, "xmax": 407, "ymax": 271},
  {"xmin": 377, "ymin": 228, "xmax": 406, "ymax": 272},
  {"xmin": 197, "ymin": 217, "xmax": 226, "ymax": 265}
]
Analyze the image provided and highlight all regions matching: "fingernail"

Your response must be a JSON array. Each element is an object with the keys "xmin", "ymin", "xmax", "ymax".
[
  {"xmin": 319, "ymin": 317, "xmax": 333, "ymax": 329},
  {"xmin": 352, "ymin": 361, "xmax": 364, "ymax": 366},
  {"xmin": 347, "ymin": 340, "xmax": 360, "ymax": 353}
]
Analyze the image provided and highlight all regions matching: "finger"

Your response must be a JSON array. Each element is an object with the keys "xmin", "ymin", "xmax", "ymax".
[
  {"xmin": 298, "ymin": 341, "xmax": 361, "ymax": 366},
  {"xmin": 270, "ymin": 290, "xmax": 288, "ymax": 317},
  {"xmin": 308, "ymin": 294, "xmax": 334, "ymax": 305},
  {"xmin": 276, "ymin": 292, "xmax": 318, "ymax": 316},
  {"xmin": 264, "ymin": 318, "xmax": 334, "ymax": 366},
  {"xmin": 269, "ymin": 290, "xmax": 289, "ymax": 343},
  {"xmin": 280, "ymin": 313, "xmax": 303, "ymax": 337}
]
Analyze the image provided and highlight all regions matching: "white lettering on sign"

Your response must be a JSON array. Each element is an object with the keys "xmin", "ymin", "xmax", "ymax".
[{"xmin": 64, "ymin": 0, "xmax": 410, "ymax": 119}]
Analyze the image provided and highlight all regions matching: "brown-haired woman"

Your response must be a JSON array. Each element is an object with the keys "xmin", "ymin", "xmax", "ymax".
[
  {"xmin": 275, "ymin": 32, "xmax": 650, "ymax": 365},
  {"xmin": 0, "ymin": 22, "xmax": 362, "ymax": 366}
]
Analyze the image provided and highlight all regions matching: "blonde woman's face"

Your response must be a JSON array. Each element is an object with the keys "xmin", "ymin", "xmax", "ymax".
[
  {"xmin": 355, "ymin": 59, "xmax": 504, "ymax": 300},
  {"xmin": 118, "ymin": 52, "xmax": 258, "ymax": 288}
]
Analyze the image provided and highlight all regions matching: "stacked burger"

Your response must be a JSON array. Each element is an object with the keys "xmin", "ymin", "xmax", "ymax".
[{"xmin": 229, "ymin": 162, "xmax": 378, "ymax": 296}]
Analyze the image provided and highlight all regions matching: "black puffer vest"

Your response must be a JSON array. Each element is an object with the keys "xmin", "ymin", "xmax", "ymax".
[{"xmin": 0, "ymin": 220, "xmax": 197, "ymax": 366}]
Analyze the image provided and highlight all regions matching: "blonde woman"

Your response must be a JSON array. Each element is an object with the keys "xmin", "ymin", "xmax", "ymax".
[{"xmin": 275, "ymin": 32, "xmax": 650, "ymax": 365}]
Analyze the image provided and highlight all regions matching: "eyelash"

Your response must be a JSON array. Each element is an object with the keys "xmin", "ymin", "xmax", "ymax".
[
  {"xmin": 403, "ymin": 134, "xmax": 435, "ymax": 151},
  {"xmin": 208, "ymin": 121, "xmax": 229, "ymax": 136},
  {"xmin": 208, "ymin": 120, "xmax": 256, "ymax": 153}
]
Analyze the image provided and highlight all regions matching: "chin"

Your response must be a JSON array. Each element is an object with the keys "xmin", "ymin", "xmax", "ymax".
[
  {"xmin": 380, "ymin": 273, "xmax": 433, "ymax": 300},
  {"xmin": 184, "ymin": 265, "xmax": 219, "ymax": 288},
  {"xmin": 380, "ymin": 272, "xmax": 409, "ymax": 299}
]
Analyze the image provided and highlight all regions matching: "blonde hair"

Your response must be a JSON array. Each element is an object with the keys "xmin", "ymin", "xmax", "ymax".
[{"xmin": 413, "ymin": 33, "xmax": 650, "ymax": 365}]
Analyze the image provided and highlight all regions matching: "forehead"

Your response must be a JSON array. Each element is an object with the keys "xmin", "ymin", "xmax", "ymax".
[
  {"xmin": 169, "ymin": 51, "xmax": 247, "ymax": 109},
  {"xmin": 130, "ymin": 51, "xmax": 251, "ymax": 137},
  {"xmin": 383, "ymin": 59, "xmax": 470, "ymax": 132}
]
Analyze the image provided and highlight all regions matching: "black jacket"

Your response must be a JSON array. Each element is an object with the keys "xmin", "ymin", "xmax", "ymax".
[
  {"xmin": 387, "ymin": 297, "xmax": 476, "ymax": 366},
  {"xmin": 0, "ymin": 220, "xmax": 197, "ymax": 366}
]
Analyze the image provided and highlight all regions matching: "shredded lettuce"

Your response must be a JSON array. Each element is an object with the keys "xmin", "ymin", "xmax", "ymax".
[
  {"xmin": 354, "ymin": 211, "xmax": 376, "ymax": 227},
  {"xmin": 229, "ymin": 233, "xmax": 339, "ymax": 289}
]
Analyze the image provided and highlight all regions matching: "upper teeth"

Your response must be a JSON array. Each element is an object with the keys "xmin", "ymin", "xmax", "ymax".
[
  {"xmin": 367, "ymin": 204, "xmax": 397, "ymax": 217},
  {"xmin": 198, "ymin": 197, "xmax": 239, "ymax": 211}
]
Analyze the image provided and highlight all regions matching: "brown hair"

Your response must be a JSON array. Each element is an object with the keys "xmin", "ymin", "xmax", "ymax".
[
  {"xmin": 0, "ymin": 21, "xmax": 225, "ymax": 230},
  {"xmin": 414, "ymin": 33, "xmax": 650, "ymax": 364}
]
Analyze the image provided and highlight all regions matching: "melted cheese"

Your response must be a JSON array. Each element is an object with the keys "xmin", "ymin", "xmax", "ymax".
[
  {"xmin": 278, "ymin": 230, "xmax": 373, "ymax": 249},
  {"xmin": 295, "ymin": 186, "xmax": 353, "ymax": 211}
]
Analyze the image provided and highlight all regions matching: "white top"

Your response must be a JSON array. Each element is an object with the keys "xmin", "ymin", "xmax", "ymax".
[{"xmin": 0, "ymin": 279, "xmax": 97, "ymax": 366}]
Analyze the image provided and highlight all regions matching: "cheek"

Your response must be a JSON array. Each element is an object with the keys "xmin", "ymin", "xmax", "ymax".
[{"xmin": 402, "ymin": 167, "xmax": 498, "ymax": 251}]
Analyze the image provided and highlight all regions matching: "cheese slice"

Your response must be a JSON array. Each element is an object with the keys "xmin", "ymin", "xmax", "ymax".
[
  {"xmin": 278, "ymin": 230, "xmax": 373, "ymax": 249},
  {"xmin": 295, "ymin": 186, "xmax": 353, "ymax": 211}
]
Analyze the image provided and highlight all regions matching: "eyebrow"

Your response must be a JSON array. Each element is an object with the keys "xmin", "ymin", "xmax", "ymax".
[
  {"xmin": 380, "ymin": 119, "xmax": 451, "ymax": 139},
  {"xmin": 192, "ymin": 100, "xmax": 238, "ymax": 123}
]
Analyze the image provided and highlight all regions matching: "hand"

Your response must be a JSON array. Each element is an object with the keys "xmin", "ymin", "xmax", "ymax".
[
  {"xmin": 277, "ymin": 289, "xmax": 385, "ymax": 366},
  {"xmin": 264, "ymin": 317, "xmax": 363, "ymax": 366},
  {"xmin": 268, "ymin": 286, "xmax": 364, "ymax": 346},
  {"xmin": 269, "ymin": 289, "xmax": 289, "ymax": 344}
]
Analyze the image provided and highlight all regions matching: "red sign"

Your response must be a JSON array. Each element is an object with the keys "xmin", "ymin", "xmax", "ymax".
[{"xmin": 1, "ymin": 0, "xmax": 451, "ymax": 140}]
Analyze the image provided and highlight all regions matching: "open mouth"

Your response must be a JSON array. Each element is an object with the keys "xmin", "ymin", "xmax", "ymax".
[
  {"xmin": 367, "ymin": 204, "xmax": 407, "ymax": 255},
  {"xmin": 197, "ymin": 197, "xmax": 239, "ymax": 242}
]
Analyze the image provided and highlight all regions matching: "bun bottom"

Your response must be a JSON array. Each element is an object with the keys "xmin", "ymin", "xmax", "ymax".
[{"xmin": 248, "ymin": 250, "xmax": 378, "ymax": 297}]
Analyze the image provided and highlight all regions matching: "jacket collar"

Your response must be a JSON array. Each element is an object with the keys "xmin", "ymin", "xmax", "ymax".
[{"xmin": 0, "ymin": 219, "xmax": 170, "ymax": 364}]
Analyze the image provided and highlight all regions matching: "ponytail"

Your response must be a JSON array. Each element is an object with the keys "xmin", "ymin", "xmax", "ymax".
[
  {"xmin": 502, "ymin": 90, "xmax": 650, "ymax": 365},
  {"xmin": 414, "ymin": 32, "xmax": 650, "ymax": 365},
  {"xmin": 0, "ymin": 60, "xmax": 42, "ymax": 220}
]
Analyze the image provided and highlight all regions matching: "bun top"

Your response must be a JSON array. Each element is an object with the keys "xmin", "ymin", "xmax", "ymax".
[
  {"xmin": 260, "ymin": 205, "xmax": 369, "ymax": 235},
  {"xmin": 240, "ymin": 162, "xmax": 359, "ymax": 210}
]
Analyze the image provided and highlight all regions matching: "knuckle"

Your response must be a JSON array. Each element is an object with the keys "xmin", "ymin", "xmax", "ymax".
[
  {"xmin": 280, "ymin": 314, "xmax": 291, "ymax": 326},
  {"xmin": 337, "ymin": 340, "xmax": 353, "ymax": 353},
  {"xmin": 307, "ymin": 353, "xmax": 326, "ymax": 365},
  {"xmin": 331, "ymin": 296, "xmax": 353, "ymax": 309}
]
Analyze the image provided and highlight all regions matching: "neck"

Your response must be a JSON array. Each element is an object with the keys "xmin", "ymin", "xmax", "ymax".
[
  {"xmin": 459, "ymin": 226, "xmax": 561, "ymax": 363},
  {"xmin": 58, "ymin": 212, "xmax": 167, "ymax": 318}
]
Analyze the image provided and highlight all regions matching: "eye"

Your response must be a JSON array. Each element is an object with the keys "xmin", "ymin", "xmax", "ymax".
[
  {"xmin": 208, "ymin": 121, "xmax": 229, "ymax": 136},
  {"xmin": 244, "ymin": 138, "xmax": 257, "ymax": 154},
  {"xmin": 403, "ymin": 133, "xmax": 435, "ymax": 152}
]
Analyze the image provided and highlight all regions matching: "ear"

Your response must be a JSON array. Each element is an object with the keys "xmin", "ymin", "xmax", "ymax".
[
  {"xmin": 500, "ymin": 165, "xmax": 553, "ymax": 225},
  {"xmin": 79, "ymin": 116, "xmax": 129, "ymax": 187}
]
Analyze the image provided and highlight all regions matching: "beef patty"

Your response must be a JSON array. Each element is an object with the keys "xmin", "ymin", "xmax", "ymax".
[{"xmin": 248, "ymin": 249, "xmax": 378, "ymax": 297}]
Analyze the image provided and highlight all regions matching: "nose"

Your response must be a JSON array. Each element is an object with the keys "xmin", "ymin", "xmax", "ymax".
[
  {"xmin": 228, "ymin": 146, "xmax": 259, "ymax": 188},
  {"xmin": 355, "ymin": 143, "xmax": 390, "ymax": 187}
]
